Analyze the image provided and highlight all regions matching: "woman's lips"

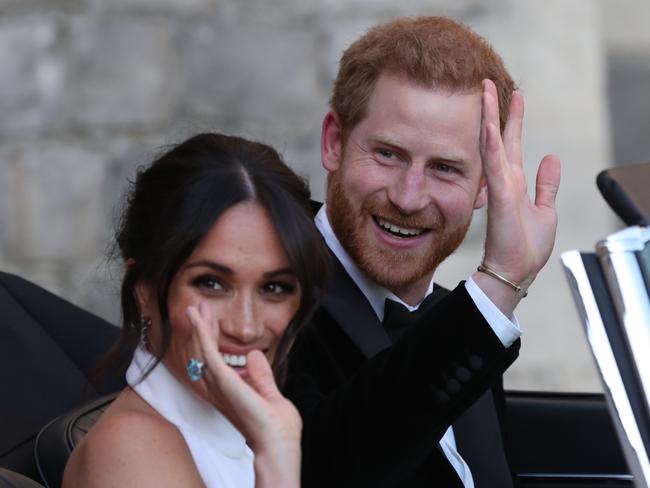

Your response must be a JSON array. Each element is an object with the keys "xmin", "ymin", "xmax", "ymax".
[
  {"xmin": 222, "ymin": 353, "xmax": 248, "ymax": 367},
  {"xmin": 218, "ymin": 347, "xmax": 270, "ymax": 376}
]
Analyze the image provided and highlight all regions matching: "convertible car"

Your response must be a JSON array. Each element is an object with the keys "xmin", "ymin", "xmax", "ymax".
[{"xmin": 2, "ymin": 163, "xmax": 649, "ymax": 488}]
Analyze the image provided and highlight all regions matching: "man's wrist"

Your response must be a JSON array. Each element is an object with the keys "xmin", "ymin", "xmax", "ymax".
[
  {"xmin": 476, "ymin": 263, "xmax": 528, "ymax": 297},
  {"xmin": 470, "ymin": 270, "xmax": 525, "ymax": 318},
  {"xmin": 465, "ymin": 277, "xmax": 521, "ymax": 347}
]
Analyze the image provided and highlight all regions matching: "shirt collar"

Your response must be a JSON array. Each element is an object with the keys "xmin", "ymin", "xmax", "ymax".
[{"xmin": 315, "ymin": 204, "xmax": 434, "ymax": 322}]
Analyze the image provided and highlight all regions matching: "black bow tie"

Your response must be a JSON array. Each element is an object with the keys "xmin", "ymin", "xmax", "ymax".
[{"xmin": 382, "ymin": 287, "xmax": 444, "ymax": 342}]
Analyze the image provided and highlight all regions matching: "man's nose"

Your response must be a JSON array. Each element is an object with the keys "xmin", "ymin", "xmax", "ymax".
[
  {"xmin": 387, "ymin": 166, "xmax": 432, "ymax": 214},
  {"xmin": 219, "ymin": 294, "xmax": 264, "ymax": 343}
]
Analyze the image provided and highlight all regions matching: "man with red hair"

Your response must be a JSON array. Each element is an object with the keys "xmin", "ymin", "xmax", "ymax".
[{"xmin": 286, "ymin": 17, "xmax": 560, "ymax": 487}]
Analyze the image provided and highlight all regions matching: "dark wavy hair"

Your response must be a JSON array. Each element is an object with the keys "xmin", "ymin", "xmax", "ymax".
[{"xmin": 107, "ymin": 132, "xmax": 329, "ymax": 386}]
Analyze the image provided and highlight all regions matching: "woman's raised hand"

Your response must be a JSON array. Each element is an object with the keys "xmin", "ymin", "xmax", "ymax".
[{"xmin": 187, "ymin": 302, "xmax": 301, "ymax": 488}]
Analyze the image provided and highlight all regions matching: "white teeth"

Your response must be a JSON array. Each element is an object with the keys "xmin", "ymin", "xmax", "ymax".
[
  {"xmin": 222, "ymin": 353, "xmax": 247, "ymax": 367},
  {"xmin": 377, "ymin": 218, "xmax": 424, "ymax": 237}
]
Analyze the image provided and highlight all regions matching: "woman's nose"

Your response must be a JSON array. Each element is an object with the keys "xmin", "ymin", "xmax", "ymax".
[{"xmin": 218, "ymin": 294, "xmax": 264, "ymax": 343}]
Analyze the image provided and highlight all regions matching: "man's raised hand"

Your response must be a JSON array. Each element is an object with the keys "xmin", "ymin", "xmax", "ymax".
[{"xmin": 473, "ymin": 79, "xmax": 561, "ymax": 313}]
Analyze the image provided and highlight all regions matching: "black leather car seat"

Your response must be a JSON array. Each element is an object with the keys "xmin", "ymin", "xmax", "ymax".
[
  {"xmin": 34, "ymin": 393, "xmax": 117, "ymax": 488},
  {"xmin": 0, "ymin": 468, "xmax": 45, "ymax": 488},
  {"xmin": 0, "ymin": 272, "xmax": 125, "ymax": 484}
]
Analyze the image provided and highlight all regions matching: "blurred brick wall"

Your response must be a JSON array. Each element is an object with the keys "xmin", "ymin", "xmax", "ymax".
[{"xmin": 3, "ymin": 0, "xmax": 645, "ymax": 391}]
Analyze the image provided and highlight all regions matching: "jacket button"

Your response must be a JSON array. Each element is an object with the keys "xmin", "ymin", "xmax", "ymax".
[
  {"xmin": 468, "ymin": 355, "xmax": 483, "ymax": 371},
  {"xmin": 432, "ymin": 390, "xmax": 450, "ymax": 405},
  {"xmin": 446, "ymin": 379, "xmax": 461, "ymax": 394},
  {"xmin": 455, "ymin": 367, "xmax": 471, "ymax": 382}
]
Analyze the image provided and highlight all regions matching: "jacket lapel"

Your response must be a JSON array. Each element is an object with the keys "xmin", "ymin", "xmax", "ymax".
[
  {"xmin": 319, "ymin": 251, "xmax": 512, "ymax": 487},
  {"xmin": 320, "ymin": 255, "xmax": 391, "ymax": 359}
]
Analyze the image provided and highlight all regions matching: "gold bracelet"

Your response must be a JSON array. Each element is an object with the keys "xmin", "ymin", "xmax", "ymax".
[{"xmin": 476, "ymin": 264, "xmax": 528, "ymax": 298}]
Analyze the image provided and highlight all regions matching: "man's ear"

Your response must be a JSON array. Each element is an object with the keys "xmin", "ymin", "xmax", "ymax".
[
  {"xmin": 321, "ymin": 111, "xmax": 343, "ymax": 172},
  {"xmin": 474, "ymin": 175, "xmax": 488, "ymax": 209}
]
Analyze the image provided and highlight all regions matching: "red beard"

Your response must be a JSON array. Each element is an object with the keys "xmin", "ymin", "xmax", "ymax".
[{"xmin": 327, "ymin": 172, "xmax": 471, "ymax": 292}]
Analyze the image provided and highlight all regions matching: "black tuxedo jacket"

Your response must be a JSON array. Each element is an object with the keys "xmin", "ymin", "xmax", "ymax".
[{"xmin": 285, "ymin": 256, "xmax": 520, "ymax": 487}]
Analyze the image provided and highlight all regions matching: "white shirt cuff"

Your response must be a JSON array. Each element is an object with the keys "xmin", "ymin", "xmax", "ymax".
[{"xmin": 464, "ymin": 277, "xmax": 521, "ymax": 348}]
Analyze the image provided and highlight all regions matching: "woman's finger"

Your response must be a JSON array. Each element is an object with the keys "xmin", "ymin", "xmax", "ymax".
[
  {"xmin": 187, "ymin": 304, "xmax": 229, "ymax": 383},
  {"xmin": 188, "ymin": 304, "xmax": 270, "ymax": 416},
  {"xmin": 246, "ymin": 350, "xmax": 283, "ymax": 402}
]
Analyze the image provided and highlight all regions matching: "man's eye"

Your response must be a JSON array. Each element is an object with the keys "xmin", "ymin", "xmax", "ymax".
[
  {"xmin": 378, "ymin": 149, "xmax": 395, "ymax": 159},
  {"xmin": 435, "ymin": 163, "xmax": 453, "ymax": 173}
]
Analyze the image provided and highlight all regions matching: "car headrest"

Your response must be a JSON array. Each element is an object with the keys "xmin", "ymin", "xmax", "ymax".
[{"xmin": 34, "ymin": 394, "xmax": 117, "ymax": 488}]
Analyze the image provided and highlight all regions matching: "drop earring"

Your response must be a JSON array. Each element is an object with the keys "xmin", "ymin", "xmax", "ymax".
[{"xmin": 139, "ymin": 315, "xmax": 151, "ymax": 349}]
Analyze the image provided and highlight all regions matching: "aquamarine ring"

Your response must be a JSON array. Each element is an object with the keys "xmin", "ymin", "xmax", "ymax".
[{"xmin": 187, "ymin": 358, "xmax": 205, "ymax": 382}]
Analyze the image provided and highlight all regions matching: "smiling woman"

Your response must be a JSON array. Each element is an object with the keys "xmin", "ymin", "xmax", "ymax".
[{"xmin": 61, "ymin": 133, "xmax": 330, "ymax": 488}]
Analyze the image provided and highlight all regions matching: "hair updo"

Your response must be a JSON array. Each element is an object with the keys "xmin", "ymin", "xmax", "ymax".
[{"xmin": 110, "ymin": 133, "xmax": 329, "ymax": 383}]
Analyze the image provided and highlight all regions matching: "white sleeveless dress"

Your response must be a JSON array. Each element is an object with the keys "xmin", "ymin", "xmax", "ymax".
[{"xmin": 126, "ymin": 348, "xmax": 255, "ymax": 487}]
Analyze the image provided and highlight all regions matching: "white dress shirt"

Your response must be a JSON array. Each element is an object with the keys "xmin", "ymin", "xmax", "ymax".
[
  {"xmin": 315, "ymin": 205, "xmax": 521, "ymax": 487},
  {"xmin": 127, "ymin": 348, "xmax": 255, "ymax": 487}
]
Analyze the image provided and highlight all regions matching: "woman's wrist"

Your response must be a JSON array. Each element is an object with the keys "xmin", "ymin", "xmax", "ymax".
[{"xmin": 253, "ymin": 444, "xmax": 301, "ymax": 488}]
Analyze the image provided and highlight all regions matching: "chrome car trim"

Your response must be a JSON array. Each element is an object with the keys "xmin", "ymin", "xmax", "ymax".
[
  {"xmin": 597, "ymin": 226, "xmax": 650, "ymax": 253},
  {"xmin": 598, "ymin": 228, "xmax": 650, "ymax": 420},
  {"xmin": 517, "ymin": 472, "xmax": 633, "ymax": 481},
  {"xmin": 562, "ymin": 249, "xmax": 650, "ymax": 487}
]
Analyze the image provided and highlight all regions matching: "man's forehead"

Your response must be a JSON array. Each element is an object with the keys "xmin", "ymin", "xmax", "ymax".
[
  {"xmin": 365, "ymin": 75, "xmax": 481, "ymax": 128},
  {"xmin": 352, "ymin": 72, "xmax": 483, "ymax": 134},
  {"xmin": 373, "ymin": 70, "xmax": 482, "ymax": 100}
]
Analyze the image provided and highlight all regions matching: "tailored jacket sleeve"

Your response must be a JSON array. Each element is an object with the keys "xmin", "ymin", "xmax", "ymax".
[{"xmin": 285, "ymin": 283, "xmax": 520, "ymax": 487}]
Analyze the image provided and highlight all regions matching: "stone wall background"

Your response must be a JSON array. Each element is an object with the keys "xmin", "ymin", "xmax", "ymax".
[{"xmin": 1, "ymin": 0, "xmax": 649, "ymax": 391}]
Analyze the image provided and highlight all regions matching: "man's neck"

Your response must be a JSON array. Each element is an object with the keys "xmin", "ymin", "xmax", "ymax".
[
  {"xmin": 315, "ymin": 205, "xmax": 437, "ymax": 318},
  {"xmin": 387, "ymin": 273, "xmax": 434, "ymax": 307}
]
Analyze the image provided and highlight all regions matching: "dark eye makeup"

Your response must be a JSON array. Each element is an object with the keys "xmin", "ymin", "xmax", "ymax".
[
  {"xmin": 188, "ymin": 273, "xmax": 297, "ymax": 298},
  {"xmin": 260, "ymin": 281, "xmax": 297, "ymax": 296},
  {"xmin": 190, "ymin": 274, "xmax": 225, "ymax": 292}
]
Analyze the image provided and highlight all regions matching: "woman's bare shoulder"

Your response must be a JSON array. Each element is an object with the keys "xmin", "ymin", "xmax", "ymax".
[{"xmin": 63, "ymin": 388, "xmax": 205, "ymax": 488}]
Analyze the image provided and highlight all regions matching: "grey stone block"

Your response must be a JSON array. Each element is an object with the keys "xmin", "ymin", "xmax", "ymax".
[
  {"xmin": 0, "ymin": 16, "xmax": 66, "ymax": 135},
  {"xmin": 183, "ymin": 24, "xmax": 323, "ymax": 134},
  {"xmin": 0, "ymin": 141, "xmax": 108, "ymax": 261},
  {"xmin": 66, "ymin": 257, "xmax": 123, "ymax": 324},
  {"xmin": 0, "ymin": 0, "xmax": 84, "ymax": 12},
  {"xmin": 63, "ymin": 15, "xmax": 182, "ymax": 129},
  {"xmin": 279, "ymin": 139, "xmax": 327, "ymax": 202},
  {"xmin": 89, "ymin": 0, "xmax": 216, "ymax": 14},
  {"xmin": 215, "ymin": 0, "xmax": 490, "ymax": 26}
]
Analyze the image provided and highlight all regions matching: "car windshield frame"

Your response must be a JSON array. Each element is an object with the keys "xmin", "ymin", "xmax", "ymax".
[{"xmin": 562, "ymin": 225, "xmax": 650, "ymax": 488}]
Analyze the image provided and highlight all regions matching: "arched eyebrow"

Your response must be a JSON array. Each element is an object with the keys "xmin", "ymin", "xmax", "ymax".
[
  {"xmin": 183, "ymin": 261, "xmax": 233, "ymax": 275},
  {"xmin": 183, "ymin": 260, "xmax": 295, "ymax": 279},
  {"xmin": 264, "ymin": 268, "xmax": 295, "ymax": 279}
]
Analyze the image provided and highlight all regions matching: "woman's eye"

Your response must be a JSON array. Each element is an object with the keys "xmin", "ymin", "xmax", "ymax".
[
  {"xmin": 192, "ymin": 275, "xmax": 224, "ymax": 291},
  {"xmin": 261, "ymin": 282, "xmax": 295, "ymax": 295}
]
